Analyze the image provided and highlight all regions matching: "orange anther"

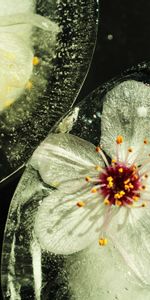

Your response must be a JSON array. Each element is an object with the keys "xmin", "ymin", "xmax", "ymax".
[
  {"xmin": 141, "ymin": 202, "xmax": 147, "ymax": 207},
  {"xmin": 96, "ymin": 146, "xmax": 101, "ymax": 153},
  {"xmin": 91, "ymin": 187, "xmax": 97, "ymax": 193},
  {"xmin": 85, "ymin": 176, "xmax": 91, "ymax": 182},
  {"xmin": 111, "ymin": 159, "xmax": 116, "ymax": 164},
  {"xmin": 144, "ymin": 139, "xmax": 148, "ymax": 145},
  {"xmin": 104, "ymin": 198, "xmax": 110, "ymax": 205},
  {"xmin": 133, "ymin": 174, "xmax": 138, "ymax": 180},
  {"xmin": 115, "ymin": 200, "xmax": 122, "ymax": 207},
  {"xmin": 128, "ymin": 147, "xmax": 133, "ymax": 152},
  {"xmin": 132, "ymin": 196, "xmax": 139, "ymax": 202},
  {"xmin": 116, "ymin": 135, "xmax": 123, "ymax": 144},
  {"xmin": 77, "ymin": 201, "xmax": 85, "ymax": 207},
  {"xmin": 99, "ymin": 238, "xmax": 108, "ymax": 246}
]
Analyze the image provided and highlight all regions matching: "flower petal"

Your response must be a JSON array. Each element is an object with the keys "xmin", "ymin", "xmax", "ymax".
[
  {"xmin": 108, "ymin": 206, "xmax": 150, "ymax": 287},
  {"xmin": 34, "ymin": 190, "xmax": 106, "ymax": 255},
  {"xmin": 67, "ymin": 241, "xmax": 150, "ymax": 300},
  {"xmin": 101, "ymin": 80, "xmax": 150, "ymax": 161},
  {"xmin": 30, "ymin": 133, "xmax": 103, "ymax": 192}
]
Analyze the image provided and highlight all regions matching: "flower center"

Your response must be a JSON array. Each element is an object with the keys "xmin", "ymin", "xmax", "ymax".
[
  {"xmin": 99, "ymin": 162, "xmax": 141, "ymax": 206},
  {"xmin": 76, "ymin": 135, "xmax": 149, "ymax": 246},
  {"xmin": 80, "ymin": 135, "xmax": 149, "ymax": 210}
]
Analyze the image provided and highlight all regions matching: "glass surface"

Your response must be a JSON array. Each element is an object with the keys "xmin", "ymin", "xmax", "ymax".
[
  {"xmin": 2, "ymin": 62, "xmax": 150, "ymax": 299},
  {"xmin": 0, "ymin": 0, "xmax": 99, "ymax": 184}
]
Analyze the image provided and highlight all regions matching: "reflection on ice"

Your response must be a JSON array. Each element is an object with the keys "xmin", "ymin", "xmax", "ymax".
[
  {"xmin": 0, "ymin": 1, "xmax": 59, "ymax": 112},
  {"xmin": 0, "ymin": 13, "xmax": 58, "ymax": 32}
]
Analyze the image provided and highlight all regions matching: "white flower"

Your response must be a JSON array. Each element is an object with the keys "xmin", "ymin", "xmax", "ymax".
[{"xmin": 31, "ymin": 80, "xmax": 150, "ymax": 287}]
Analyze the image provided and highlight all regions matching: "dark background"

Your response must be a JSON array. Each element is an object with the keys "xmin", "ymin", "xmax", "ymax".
[
  {"xmin": 79, "ymin": 0, "xmax": 150, "ymax": 100},
  {"xmin": 1, "ymin": 0, "xmax": 150, "ymax": 297}
]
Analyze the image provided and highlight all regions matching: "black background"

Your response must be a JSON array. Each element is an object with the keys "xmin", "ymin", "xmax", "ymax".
[{"xmin": 1, "ymin": 0, "xmax": 150, "ymax": 298}]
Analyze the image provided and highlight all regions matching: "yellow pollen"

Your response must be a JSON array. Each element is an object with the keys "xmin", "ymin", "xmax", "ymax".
[
  {"xmin": 104, "ymin": 198, "xmax": 110, "ymax": 205},
  {"xmin": 85, "ymin": 176, "xmax": 91, "ymax": 182},
  {"xmin": 91, "ymin": 187, "xmax": 97, "ymax": 193},
  {"xmin": 95, "ymin": 165, "xmax": 101, "ymax": 171},
  {"xmin": 32, "ymin": 56, "xmax": 40, "ymax": 65},
  {"xmin": 128, "ymin": 147, "xmax": 133, "ymax": 152},
  {"xmin": 107, "ymin": 176, "xmax": 113, "ymax": 182},
  {"xmin": 118, "ymin": 168, "xmax": 123, "ymax": 173},
  {"xmin": 99, "ymin": 238, "xmax": 108, "ymax": 246},
  {"xmin": 144, "ymin": 139, "xmax": 148, "ymax": 145},
  {"xmin": 114, "ymin": 191, "xmax": 125, "ymax": 199},
  {"xmin": 108, "ymin": 182, "xmax": 113, "ymax": 188},
  {"xmin": 124, "ymin": 178, "xmax": 130, "ymax": 185},
  {"xmin": 96, "ymin": 146, "xmax": 101, "ymax": 153},
  {"xmin": 107, "ymin": 176, "xmax": 113, "ymax": 188},
  {"xmin": 77, "ymin": 201, "xmax": 85, "ymax": 207},
  {"xmin": 124, "ymin": 183, "xmax": 134, "ymax": 190},
  {"xmin": 116, "ymin": 135, "xmax": 123, "ymax": 144},
  {"xmin": 115, "ymin": 200, "xmax": 122, "ymax": 206},
  {"xmin": 129, "ymin": 183, "xmax": 134, "ymax": 188},
  {"xmin": 26, "ymin": 80, "xmax": 33, "ymax": 90}
]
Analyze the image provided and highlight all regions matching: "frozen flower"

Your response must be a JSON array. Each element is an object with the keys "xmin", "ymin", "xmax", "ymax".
[{"xmin": 31, "ymin": 80, "xmax": 150, "ymax": 286}]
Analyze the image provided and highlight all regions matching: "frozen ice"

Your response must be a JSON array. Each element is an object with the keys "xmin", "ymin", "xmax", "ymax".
[
  {"xmin": 137, "ymin": 106, "xmax": 148, "ymax": 118},
  {"xmin": 2, "ymin": 73, "xmax": 150, "ymax": 299},
  {"xmin": 0, "ymin": 0, "xmax": 99, "ymax": 182}
]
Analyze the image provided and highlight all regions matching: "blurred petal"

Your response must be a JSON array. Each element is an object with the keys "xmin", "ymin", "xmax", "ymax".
[
  {"xmin": 34, "ymin": 190, "xmax": 106, "ymax": 255},
  {"xmin": 67, "ymin": 241, "xmax": 150, "ymax": 300},
  {"xmin": 30, "ymin": 133, "xmax": 103, "ymax": 191},
  {"xmin": 101, "ymin": 80, "xmax": 150, "ymax": 162}
]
